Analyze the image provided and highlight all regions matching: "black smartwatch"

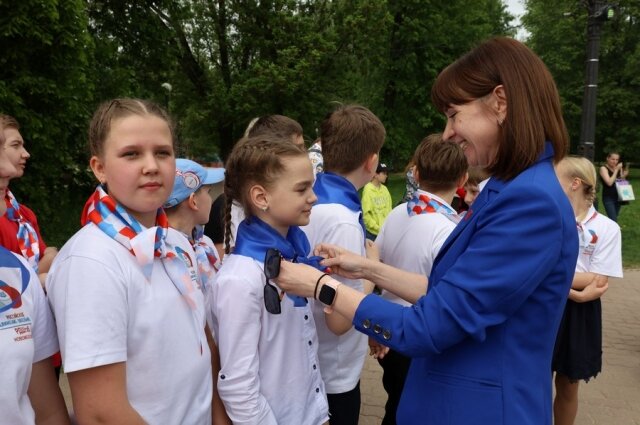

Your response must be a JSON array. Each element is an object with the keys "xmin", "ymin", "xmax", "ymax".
[{"xmin": 318, "ymin": 282, "xmax": 337, "ymax": 306}]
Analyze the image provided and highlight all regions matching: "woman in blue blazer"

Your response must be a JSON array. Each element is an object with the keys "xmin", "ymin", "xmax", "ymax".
[{"xmin": 276, "ymin": 37, "xmax": 578, "ymax": 425}]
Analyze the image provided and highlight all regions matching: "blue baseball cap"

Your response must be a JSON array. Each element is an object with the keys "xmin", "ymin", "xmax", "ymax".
[{"xmin": 164, "ymin": 158, "xmax": 225, "ymax": 208}]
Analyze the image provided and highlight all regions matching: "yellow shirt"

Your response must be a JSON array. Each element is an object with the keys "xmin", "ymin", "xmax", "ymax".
[{"xmin": 361, "ymin": 182, "xmax": 392, "ymax": 236}]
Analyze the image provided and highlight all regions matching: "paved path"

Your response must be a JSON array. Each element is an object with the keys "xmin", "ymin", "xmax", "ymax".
[
  {"xmin": 59, "ymin": 271, "xmax": 640, "ymax": 424},
  {"xmin": 360, "ymin": 270, "xmax": 640, "ymax": 424}
]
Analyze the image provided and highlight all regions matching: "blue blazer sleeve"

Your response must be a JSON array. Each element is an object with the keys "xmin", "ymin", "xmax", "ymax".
[{"xmin": 354, "ymin": 181, "xmax": 571, "ymax": 357}]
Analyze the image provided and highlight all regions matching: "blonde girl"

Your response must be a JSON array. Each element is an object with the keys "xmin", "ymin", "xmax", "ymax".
[
  {"xmin": 553, "ymin": 156, "xmax": 623, "ymax": 425},
  {"xmin": 211, "ymin": 135, "xmax": 329, "ymax": 424},
  {"xmin": 46, "ymin": 99, "xmax": 212, "ymax": 424}
]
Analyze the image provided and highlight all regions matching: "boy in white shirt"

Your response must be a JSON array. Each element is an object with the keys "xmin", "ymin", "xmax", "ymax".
[
  {"xmin": 374, "ymin": 135, "xmax": 468, "ymax": 425},
  {"xmin": 163, "ymin": 158, "xmax": 229, "ymax": 424},
  {"xmin": 303, "ymin": 104, "xmax": 385, "ymax": 425}
]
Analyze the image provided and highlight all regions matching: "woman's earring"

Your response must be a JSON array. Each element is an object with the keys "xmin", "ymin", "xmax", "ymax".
[
  {"xmin": 497, "ymin": 117, "xmax": 504, "ymax": 127},
  {"xmin": 262, "ymin": 206, "xmax": 268, "ymax": 212}
]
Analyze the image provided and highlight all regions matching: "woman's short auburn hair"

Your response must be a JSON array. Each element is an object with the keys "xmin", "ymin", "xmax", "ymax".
[{"xmin": 431, "ymin": 37, "xmax": 568, "ymax": 181}]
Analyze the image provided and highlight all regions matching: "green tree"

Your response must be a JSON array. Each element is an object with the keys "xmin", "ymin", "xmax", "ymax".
[
  {"xmin": 0, "ymin": 0, "xmax": 94, "ymax": 246},
  {"xmin": 523, "ymin": 0, "xmax": 640, "ymax": 161},
  {"xmin": 378, "ymin": 0, "xmax": 514, "ymax": 168}
]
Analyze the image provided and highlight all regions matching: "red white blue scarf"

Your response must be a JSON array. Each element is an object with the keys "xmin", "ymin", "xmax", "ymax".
[
  {"xmin": 4, "ymin": 190, "xmax": 40, "ymax": 272},
  {"xmin": 407, "ymin": 191, "xmax": 461, "ymax": 224},
  {"xmin": 81, "ymin": 185, "xmax": 197, "ymax": 309},
  {"xmin": 190, "ymin": 224, "xmax": 220, "ymax": 291}
]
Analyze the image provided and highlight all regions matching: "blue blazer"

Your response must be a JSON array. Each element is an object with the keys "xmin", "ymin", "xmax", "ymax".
[{"xmin": 354, "ymin": 143, "xmax": 578, "ymax": 424}]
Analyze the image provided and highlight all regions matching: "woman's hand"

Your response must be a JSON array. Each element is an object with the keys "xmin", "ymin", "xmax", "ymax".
[
  {"xmin": 314, "ymin": 243, "xmax": 373, "ymax": 280},
  {"xmin": 275, "ymin": 261, "xmax": 323, "ymax": 298}
]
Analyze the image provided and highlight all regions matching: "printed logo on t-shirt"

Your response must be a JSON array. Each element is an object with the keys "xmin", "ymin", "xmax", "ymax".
[
  {"xmin": 175, "ymin": 246, "xmax": 200, "ymax": 290},
  {"xmin": 0, "ymin": 288, "xmax": 33, "ymax": 342},
  {"xmin": 581, "ymin": 229, "xmax": 598, "ymax": 256}
]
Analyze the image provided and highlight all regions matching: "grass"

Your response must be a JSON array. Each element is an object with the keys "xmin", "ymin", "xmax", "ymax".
[{"xmin": 383, "ymin": 171, "xmax": 640, "ymax": 268}]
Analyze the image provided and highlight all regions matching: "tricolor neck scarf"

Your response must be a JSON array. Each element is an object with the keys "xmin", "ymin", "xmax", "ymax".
[
  {"xmin": 407, "ymin": 190, "xmax": 461, "ymax": 224},
  {"xmin": 313, "ymin": 172, "xmax": 366, "ymax": 238},
  {"xmin": 189, "ymin": 225, "xmax": 220, "ymax": 291},
  {"xmin": 81, "ymin": 185, "xmax": 197, "ymax": 310},
  {"xmin": 234, "ymin": 216, "xmax": 326, "ymax": 307},
  {"xmin": 5, "ymin": 190, "xmax": 40, "ymax": 272}
]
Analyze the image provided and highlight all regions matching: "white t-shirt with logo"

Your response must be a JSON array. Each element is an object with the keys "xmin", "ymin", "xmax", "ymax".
[
  {"xmin": 0, "ymin": 249, "xmax": 58, "ymax": 424},
  {"xmin": 46, "ymin": 223, "xmax": 212, "ymax": 424},
  {"xmin": 576, "ymin": 205, "xmax": 623, "ymax": 278}
]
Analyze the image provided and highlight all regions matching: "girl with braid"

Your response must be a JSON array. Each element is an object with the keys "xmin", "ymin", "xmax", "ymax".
[{"xmin": 211, "ymin": 135, "xmax": 329, "ymax": 425}]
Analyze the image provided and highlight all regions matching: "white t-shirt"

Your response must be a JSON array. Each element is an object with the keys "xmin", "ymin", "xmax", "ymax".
[
  {"xmin": 376, "ymin": 191, "xmax": 458, "ymax": 306},
  {"xmin": 576, "ymin": 205, "xmax": 623, "ymax": 277},
  {"xmin": 302, "ymin": 203, "xmax": 368, "ymax": 394},
  {"xmin": 0, "ymin": 250, "xmax": 58, "ymax": 425},
  {"xmin": 46, "ymin": 224, "xmax": 212, "ymax": 425},
  {"xmin": 211, "ymin": 254, "xmax": 328, "ymax": 425}
]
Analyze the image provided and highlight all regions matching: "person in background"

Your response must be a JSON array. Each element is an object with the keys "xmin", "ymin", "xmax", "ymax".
[
  {"xmin": 598, "ymin": 151, "xmax": 628, "ymax": 222},
  {"xmin": 362, "ymin": 162, "xmax": 392, "ymax": 241},
  {"xmin": 0, "ymin": 120, "xmax": 70, "ymax": 425},
  {"xmin": 553, "ymin": 156, "xmax": 622, "ymax": 425},
  {"xmin": 308, "ymin": 138, "xmax": 324, "ymax": 176},
  {"xmin": 205, "ymin": 194, "xmax": 227, "ymax": 261},
  {"xmin": 0, "ymin": 114, "xmax": 58, "ymax": 285},
  {"xmin": 373, "ymin": 135, "xmax": 468, "ymax": 425},
  {"xmin": 400, "ymin": 161, "xmax": 419, "ymax": 203},
  {"xmin": 455, "ymin": 166, "xmax": 490, "ymax": 214}
]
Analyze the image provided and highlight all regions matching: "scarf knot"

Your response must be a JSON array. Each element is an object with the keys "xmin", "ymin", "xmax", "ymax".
[
  {"xmin": 4, "ymin": 191, "xmax": 40, "ymax": 272},
  {"xmin": 190, "ymin": 225, "xmax": 220, "ymax": 291},
  {"xmin": 81, "ymin": 185, "xmax": 197, "ymax": 309},
  {"xmin": 234, "ymin": 217, "xmax": 326, "ymax": 307},
  {"xmin": 406, "ymin": 191, "xmax": 460, "ymax": 224}
]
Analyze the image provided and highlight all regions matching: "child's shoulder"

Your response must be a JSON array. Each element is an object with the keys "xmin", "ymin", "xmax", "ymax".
[
  {"xmin": 214, "ymin": 254, "xmax": 262, "ymax": 286},
  {"xmin": 56, "ymin": 223, "xmax": 133, "ymax": 265}
]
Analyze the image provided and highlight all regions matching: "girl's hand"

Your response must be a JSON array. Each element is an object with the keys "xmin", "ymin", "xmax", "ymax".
[
  {"xmin": 274, "ymin": 261, "xmax": 322, "ymax": 298},
  {"xmin": 314, "ymin": 243, "xmax": 371, "ymax": 280},
  {"xmin": 569, "ymin": 275, "xmax": 609, "ymax": 303}
]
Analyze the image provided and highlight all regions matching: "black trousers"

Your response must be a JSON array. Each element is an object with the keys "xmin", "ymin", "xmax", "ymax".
[
  {"xmin": 378, "ymin": 349, "xmax": 412, "ymax": 425},
  {"xmin": 327, "ymin": 381, "xmax": 361, "ymax": 425}
]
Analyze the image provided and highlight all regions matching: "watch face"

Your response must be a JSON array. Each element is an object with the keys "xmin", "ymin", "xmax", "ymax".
[{"xmin": 318, "ymin": 283, "xmax": 336, "ymax": 306}]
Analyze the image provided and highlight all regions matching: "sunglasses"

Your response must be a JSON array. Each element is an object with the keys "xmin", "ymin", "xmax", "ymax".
[{"xmin": 263, "ymin": 248, "xmax": 283, "ymax": 314}]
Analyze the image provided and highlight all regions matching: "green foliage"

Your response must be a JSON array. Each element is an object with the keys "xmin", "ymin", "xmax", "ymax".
[
  {"xmin": 523, "ymin": 0, "xmax": 640, "ymax": 162},
  {"xmin": 0, "ymin": 0, "xmax": 95, "ymax": 246},
  {"xmin": 1, "ymin": 0, "xmax": 516, "ymax": 246}
]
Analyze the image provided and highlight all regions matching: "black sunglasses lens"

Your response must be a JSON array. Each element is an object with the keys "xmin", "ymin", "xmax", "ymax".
[
  {"xmin": 264, "ymin": 282, "xmax": 281, "ymax": 314},
  {"xmin": 264, "ymin": 249, "xmax": 281, "ymax": 279}
]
